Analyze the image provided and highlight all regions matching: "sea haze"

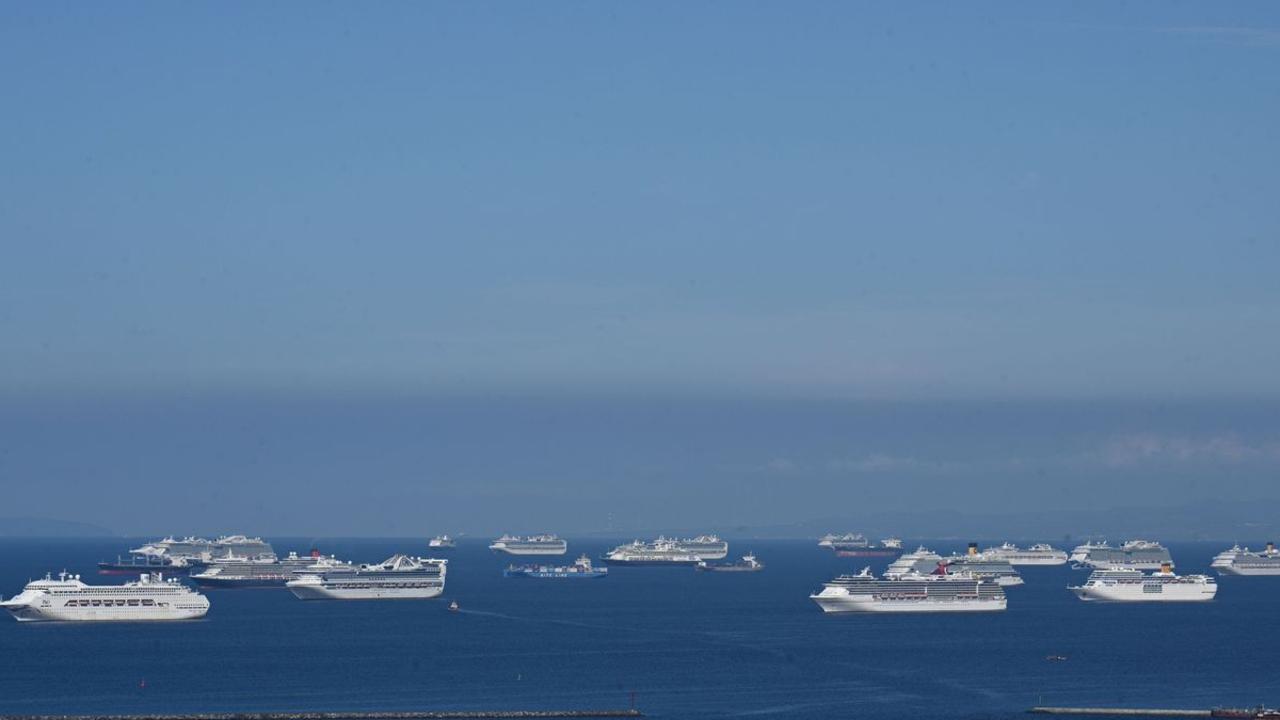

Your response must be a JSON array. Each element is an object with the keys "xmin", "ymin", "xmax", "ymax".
[
  {"xmin": 2, "ymin": 393, "xmax": 1280, "ymax": 538},
  {"xmin": 0, "ymin": 539, "xmax": 1277, "ymax": 719}
]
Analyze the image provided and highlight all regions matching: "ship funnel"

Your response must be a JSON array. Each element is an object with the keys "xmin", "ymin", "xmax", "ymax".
[
  {"xmin": 968, "ymin": 543, "xmax": 978, "ymax": 556},
  {"xmin": 1267, "ymin": 542, "xmax": 1275, "ymax": 553},
  {"xmin": 1159, "ymin": 562, "xmax": 1173, "ymax": 574}
]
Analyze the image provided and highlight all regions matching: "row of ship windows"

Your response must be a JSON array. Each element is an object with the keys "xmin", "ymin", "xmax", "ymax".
[
  {"xmin": 64, "ymin": 599, "xmax": 158, "ymax": 607},
  {"xmin": 328, "ymin": 582, "xmax": 438, "ymax": 589}
]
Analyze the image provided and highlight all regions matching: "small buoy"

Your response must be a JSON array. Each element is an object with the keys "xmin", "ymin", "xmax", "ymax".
[{"xmin": 139, "ymin": 679, "xmax": 146, "ymax": 689}]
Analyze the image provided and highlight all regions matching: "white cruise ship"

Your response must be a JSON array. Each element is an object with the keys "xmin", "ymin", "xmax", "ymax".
[
  {"xmin": 670, "ymin": 535, "xmax": 729, "ymax": 560},
  {"xmin": 941, "ymin": 544, "xmax": 1024, "ymax": 586},
  {"xmin": 603, "ymin": 538, "xmax": 705, "ymax": 565},
  {"xmin": 1069, "ymin": 564, "xmax": 1217, "ymax": 602},
  {"xmin": 286, "ymin": 555, "xmax": 447, "ymax": 600},
  {"xmin": 131, "ymin": 534, "xmax": 275, "ymax": 564},
  {"xmin": 488, "ymin": 534, "xmax": 568, "ymax": 556},
  {"xmin": 1070, "ymin": 539, "xmax": 1174, "ymax": 570},
  {"xmin": 981, "ymin": 542, "xmax": 1068, "ymax": 566},
  {"xmin": 885, "ymin": 547, "xmax": 944, "ymax": 576},
  {"xmin": 1, "ymin": 572, "xmax": 209, "ymax": 622},
  {"xmin": 428, "ymin": 535, "xmax": 456, "ymax": 549},
  {"xmin": 811, "ymin": 567, "xmax": 1007, "ymax": 613},
  {"xmin": 1211, "ymin": 542, "xmax": 1280, "ymax": 576}
]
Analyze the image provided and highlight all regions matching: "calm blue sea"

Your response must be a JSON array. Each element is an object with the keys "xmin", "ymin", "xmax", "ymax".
[{"xmin": 1, "ymin": 539, "xmax": 1277, "ymax": 719}]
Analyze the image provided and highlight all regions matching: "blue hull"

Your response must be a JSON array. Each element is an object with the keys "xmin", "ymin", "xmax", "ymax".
[{"xmin": 503, "ymin": 570, "xmax": 607, "ymax": 578}]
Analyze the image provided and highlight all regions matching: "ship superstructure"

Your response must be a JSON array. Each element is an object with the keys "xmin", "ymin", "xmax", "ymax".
[
  {"xmin": 980, "ymin": 542, "xmax": 1068, "ymax": 566},
  {"xmin": 1071, "ymin": 540, "xmax": 1174, "ymax": 570},
  {"xmin": 1070, "ymin": 564, "xmax": 1217, "ymax": 602},
  {"xmin": 130, "ymin": 535, "xmax": 275, "ymax": 564},
  {"xmin": 191, "ymin": 551, "xmax": 352, "ymax": 588},
  {"xmin": 940, "ymin": 544, "xmax": 1024, "ymax": 586},
  {"xmin": 670, "ymin": 535, "xmax": 729, "ymax": 560},
  {"xmin": 810, "ymin": 566, "xmax": 1007, "ymax": 613},
  {"xmin": 488, "ymin": 534, "xmax": 568, "ymax": 556},
  {"xmin": 885, "ymin": 547, "xmax": 944, "ymax": 576},
  {"xmin": 603, "ymin": 538, "xmax": 706, "ymax": 565},
  {"xmin": 1211, "ymin": 542, "xmax": 1280, "ymax": 576},
  {"xmin": 1, "ymin": 572, "xmax": 209, "ymax": 622},
  {"xmin": 286, "ymin": 554, "xmax": 447, "ymax": 600},
  {"xmin": 428, "ymin": 535, "xmax": 457, "ymax": 549}
]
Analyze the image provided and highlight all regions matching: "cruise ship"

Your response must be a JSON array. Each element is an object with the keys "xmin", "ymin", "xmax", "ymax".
[
  {"xmin": 1070, "ymin": 564, "xmax": 1217, "ymax": 602},
  {"xmin": 810, "ymin": 566, "xmax": 1007, "ymax": 613},
  {"xmin": 428, "ymin": 535, "xmax": 457, "ymax": 549},
  {"xmin": 818, "ymin": 533, "xmax": 903, "ymax": 557},
  {"xmin": 980, "ymin": 542, "xmax": 1068, "ymax": 566},
  {"xmin": 1211, "ymin": 542, "xmax": 1280, "ymax": 576},
  {"xmin": 670, "ymin": 535, "xmax": 729, "ymax": 560},
  {"xmin": 1, "ymin": 572, "xmax": 209, "ymax": 622},
  {"xmin": 130, "ymin": 535, "xmax": 275, "ymax": 564},
  {"xmin": 1070, "ymin": 539, "xmax": 1174, "ymax": 570},
  {"xmin": 885, "ymin": 546, "xmax": 944, "ymax": 576},
  {"xmin": 940, "ymin": 545, "xmax": 1024, "ymax": 586},
  {"xmin": 286, "ymin": 555, "xmax": 447, "ymax": 600},
  {"xmin": 504, "ymin": 555, "xmax": 607, "ymax": 579},
  {"xmin": 488, "ymin": 534, "xmax": 568, "ymax": 556},
  {"xmin": 191, "ymin": 551, "xmax": 352, "ymax": 588},
  {"xmin": 603, "ymin": 538, "xmax": 705, "ymax": 565}
]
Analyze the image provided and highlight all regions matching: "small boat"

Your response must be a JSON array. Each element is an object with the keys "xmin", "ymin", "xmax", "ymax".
[
  {"xmin": 1045, "ymin": 655, "xmax": 1068, "ymax": 662},
  {"xmin": 448, "ymin": 600, "xmax": 460, "ymax": 612},
  {"xmin": 696, "ymin": 553, "xmax": 764, "ymax": 572}
]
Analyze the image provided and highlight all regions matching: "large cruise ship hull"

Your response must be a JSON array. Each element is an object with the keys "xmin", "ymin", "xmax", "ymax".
[
  {"xmin": 287, "ymin": 584, "xmax": 444, "ymax": 600},
  {"xmin": 811, "ymin": 595, "xmax": 1007, "ymax": 613},
  {"xmin": 1214, "ymin": 566, "xmax": 1280, "ymax": 576},
  {"xmin": 489, "ymin": 546, "xmax": 568, "ymax": 556},
  {"xmin": 3, "ymin": 604, "xmax": 208, "ymax": 622},
  {"xmin": 602, "ymin": 557, "xmax": 703, "ymax": 566},
  {"xmin": 1071, "ymin": 586, "xmax": 1217, "ymax": 602}
]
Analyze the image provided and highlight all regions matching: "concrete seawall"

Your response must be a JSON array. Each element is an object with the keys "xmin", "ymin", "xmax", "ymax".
[
  {"xmin": 0, "ymin": 707, "xmax": 645, "ymax": 712},
  {"xmin": 1030, "ymin": 707, "xmax": 1212, "ymax": 717}
]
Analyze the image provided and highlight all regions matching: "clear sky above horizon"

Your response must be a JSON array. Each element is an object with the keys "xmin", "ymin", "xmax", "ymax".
[
  {"xmin": 3, "ymin": 4, "xmax": 1280, "ymax": 535},
  {"xmin": 3, "ymin": 2, "xmax": 1279, "ymax": 400}
]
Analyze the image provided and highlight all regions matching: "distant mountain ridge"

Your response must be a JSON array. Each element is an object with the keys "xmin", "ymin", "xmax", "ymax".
[{"xmin": 0, "ymin": 516, "xmax": 115, "ymax": 537}]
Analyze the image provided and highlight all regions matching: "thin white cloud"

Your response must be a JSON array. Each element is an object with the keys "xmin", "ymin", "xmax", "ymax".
[{"xmin": 1099, "ymin": 433, "xmax": 1280, "ymax": 467}]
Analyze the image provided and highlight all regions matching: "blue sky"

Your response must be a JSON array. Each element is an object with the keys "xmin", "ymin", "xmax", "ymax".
[
  {"xmin": 3, "ymin": 2, "xmax": 1278, "ymax": 399},
  {"xmin": 2, "ymin": 4, "xmax": 1279, "ymax": 534}
]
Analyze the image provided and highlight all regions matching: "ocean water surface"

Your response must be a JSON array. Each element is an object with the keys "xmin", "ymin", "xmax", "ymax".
[{"xmin": 1, "ymin": 539, "xmax": 1277, "ymax": 719}]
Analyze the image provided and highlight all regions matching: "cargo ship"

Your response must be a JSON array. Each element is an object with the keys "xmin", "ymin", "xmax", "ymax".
[
  {"xmin": 695, "ymin": 553, "xmax": 764, "ymax": 572},
  {"xmin": 97, "ymin": 554, "xmax": 193, "ymax": 575},
  {"xmin": 503, "ymin": 555, "xmax": 607, "ymax": 579},
  {"xmin": 818, "ymin": 533, "xmax": 903, "ymax": 557}
]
